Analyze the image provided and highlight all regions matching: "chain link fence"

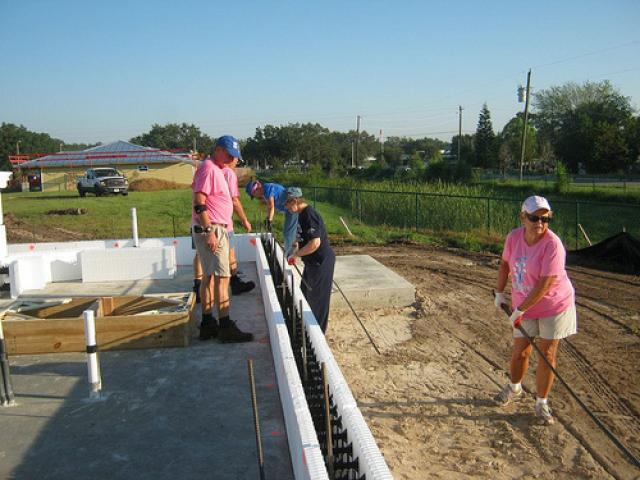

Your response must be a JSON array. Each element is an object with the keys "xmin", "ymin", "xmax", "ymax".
[{"xmin": 310, "ymin": 186, "xmax": 639, "ymax": 250}]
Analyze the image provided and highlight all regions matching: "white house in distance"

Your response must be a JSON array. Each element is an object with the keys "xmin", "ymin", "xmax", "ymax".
[{"xmin": 14, "ymin": 141, "xmax": 196, "ymax": 192}]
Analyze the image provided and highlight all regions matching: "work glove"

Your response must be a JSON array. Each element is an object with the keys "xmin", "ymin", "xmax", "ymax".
[
  {"xmin": 509, "ymin": 308, "xmax": 524, "ymax": 327},
  {"xmin": 494, "ymin": 291, "xmax": 507, "ymax": 308},
  {"xmin": 264, "ymin": 219, "xmax": 272, "ymax": 232}
]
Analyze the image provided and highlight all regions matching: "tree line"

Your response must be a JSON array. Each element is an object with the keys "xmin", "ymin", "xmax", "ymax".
[{"xmin": 2, "ymin": 80, "xmax": 638, "ymax": 175}]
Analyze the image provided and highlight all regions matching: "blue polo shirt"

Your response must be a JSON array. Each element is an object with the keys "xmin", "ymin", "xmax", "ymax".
[{"xmin": 263, "ymin": 183, "xmax": 286, "ymax": 212}]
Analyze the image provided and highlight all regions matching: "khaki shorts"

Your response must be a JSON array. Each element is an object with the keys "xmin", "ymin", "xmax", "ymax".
[
  {"xmin": 514, "ymin": 304, "xmax": 577, "ymax": 340},
  {"xmin": 192, "ymin": 224, "xmax": 231, "ymax": 277}
]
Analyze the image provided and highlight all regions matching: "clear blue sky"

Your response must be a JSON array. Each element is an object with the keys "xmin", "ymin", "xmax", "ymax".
[{"xmin": 1, "ymin": 0, "xmax": 639, "ymax": 145}]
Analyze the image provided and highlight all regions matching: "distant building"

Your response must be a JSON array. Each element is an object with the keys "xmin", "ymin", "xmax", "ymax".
[{"xmin": 15, "ymin": 141, "xmax": 196, "ymax": 192}]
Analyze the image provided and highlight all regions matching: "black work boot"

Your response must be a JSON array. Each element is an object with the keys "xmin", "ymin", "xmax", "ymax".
[
  {"xmin": 218, "ymin": 317, "xmax": 253, "ymax": 343},
  {"xmin": 230, "ymin": 274, "xmax": 255, "ymax": 295},
  {"xmin": 193, "ymin": 279, "xmax": 202, "ymax": 304},
  {"xmin": 199, "ymin": 313, "xmax": 218, "ymax": 340}
]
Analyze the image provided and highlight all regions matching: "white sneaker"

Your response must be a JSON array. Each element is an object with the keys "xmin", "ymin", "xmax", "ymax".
[
  {"xmin": 535, "ymin": 402, "xmax": 555, "ymax": 425},
  {"xmin": 495, "ymin": 384, "xmax": 522, "ymax": 405}
]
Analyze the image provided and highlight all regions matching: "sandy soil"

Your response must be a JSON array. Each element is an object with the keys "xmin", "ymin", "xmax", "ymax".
[{"xmin": 328, "ymin": 244, "xmax": 640, "ymax": 480}]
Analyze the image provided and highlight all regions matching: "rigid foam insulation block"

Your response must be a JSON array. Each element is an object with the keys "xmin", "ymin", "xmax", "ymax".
[
  {"xmin": 255, "ymin": 236, "xmax": 327, "ymax": 480},
  {"xmin": 80, "ymin": 246, "xmax": 176, "ymax": 282},
  {"xmin": 9, "ymin": 256, "xmax": 48, "ymax": 298},
  {"xmin": 284, "ymin": 246, "xmax": 394, "ymax": 480},
  {"xmin": 341, "ymin": 407, "xmax": 394, "ymax": 480}
]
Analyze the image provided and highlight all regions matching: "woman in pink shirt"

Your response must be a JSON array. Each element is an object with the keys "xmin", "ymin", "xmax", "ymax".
[{"xmin": 494, "ymin": 195, "xmax": 577, "ymax": 425}]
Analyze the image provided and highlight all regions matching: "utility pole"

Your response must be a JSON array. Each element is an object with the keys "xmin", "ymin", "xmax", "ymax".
[
  {"xmin": 379, "ymin": 129, "xmax": 384, "ymax": 160},
  {"xmin": 519, "ymin": 69, "xmax": 532, "ymax": 182},
  {"xmin": 193, "ymin": 137, "xmax": 197, "ymax": 155},
  {"xmin": 354, "ymin": 115, "xmax": 361, "ymax": 169},
  {"xmin": 16, "ymin": 140, "xmax": 21, "ymax": 156},
  {"xmin": 457, "ymin": 106, "xmax": 463, "ymax": 161},
  {"xmin": 351, "ymin": 141, "xmax": 355, "ymax": 168}
]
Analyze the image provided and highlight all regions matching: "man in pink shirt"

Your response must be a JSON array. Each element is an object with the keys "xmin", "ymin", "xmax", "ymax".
[
  {"xmin": 192, "ymin": 135, "xmax": 252, "ymax": 343},
  {"xmin": 494, "ymin": 195, "xmax": 577, "ymax": 424}
]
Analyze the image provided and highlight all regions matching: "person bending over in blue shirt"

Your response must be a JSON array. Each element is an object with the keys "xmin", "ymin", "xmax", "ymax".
[{"xmin": 245, "ymin": 180, "xmax": 298, "ymax": 255}]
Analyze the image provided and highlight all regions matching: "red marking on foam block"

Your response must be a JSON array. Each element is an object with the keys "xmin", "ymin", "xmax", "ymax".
[
  {"xmin": 29, "ymin": 244, "xmax": 35, "ymax": 251},
  {"xmin": 270, "ymin": 430, "xmax": 282, "ymax": 437},
  {"xmin": 265, "ymin": 383, "xmax": 275, "ymax": 390},
  {"xmin": 302, "ymin": 450, "xmax": 306, "ymax": 466},
  {"xmin": 258, "ymin": 336, "xmax": 269, "ymax": 344},
  {"xmin": 172, "ymin": 239, "xmax": 178, "ymax": 246},
  {"xmin": 114, "ymin": 242, "xmax": 120, "ymax": 248},
  {"xmin": 249, "ymin": 238, "xmax": 256, "ymax": 246}
]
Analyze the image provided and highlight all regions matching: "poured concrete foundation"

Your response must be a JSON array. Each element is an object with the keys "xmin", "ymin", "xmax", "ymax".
[
  {"xmin": 332, "ymin": 255, "xmax": 415, "ymax": 309},
  {"xmin": 0, "ymin": 261, "xmax": 294, "ymax": 480}
]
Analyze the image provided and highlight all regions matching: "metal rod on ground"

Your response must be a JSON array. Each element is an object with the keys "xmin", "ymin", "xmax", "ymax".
[
  {"xmin": 332, "ymin": 280, "xmax": 381, "ymax": 355},
  {"xmin": 494, "ymin": 292, "xmax": 640, "ymax": 468},
  {"xmin": 131, "ymin": 207, "xmax": 139, "ymax": 247},
  {"xmin": 322, "ymin": 362, "xmax": 335, "ymax": 479},
  {"xmin": 0, "ymin": 310, "xmax": 16, "ymax": 406},
  {"xmin": 83, "ymin": 310, "xmax": 102, "ymax": 399},
  {"xmin": 578, "ymin": 223, "xmax": 592, "ymax": 246},
  {"xmin": 247, "ymin": 359, "xmax": 266, "ymax": 480}
]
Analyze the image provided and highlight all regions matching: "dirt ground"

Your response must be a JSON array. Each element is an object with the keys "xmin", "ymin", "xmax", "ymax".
[{"xmin": 329, "ymin": 244, "xmax": 640, "ymax": 480}]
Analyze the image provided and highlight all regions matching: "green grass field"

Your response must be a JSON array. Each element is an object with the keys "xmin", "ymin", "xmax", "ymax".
[{"xmin": 4, "ymin": 180, "xmax": 636, "ymax": 254}]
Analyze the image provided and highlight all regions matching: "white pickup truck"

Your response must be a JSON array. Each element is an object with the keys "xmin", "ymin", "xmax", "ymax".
[{"xmin": 77, "ymin": 168, "xmax": 129, "ymax": 197}]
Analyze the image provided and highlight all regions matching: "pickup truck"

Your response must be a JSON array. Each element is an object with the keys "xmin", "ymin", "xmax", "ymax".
[{"xmin": 77, "ymin": 168, "xmax": 129, "ymax": 197}]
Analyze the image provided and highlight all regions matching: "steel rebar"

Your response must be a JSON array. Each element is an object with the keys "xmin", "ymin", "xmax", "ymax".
[{"xmin": 247, "ymin": 359, "xmax": 266, "ymax": 480}]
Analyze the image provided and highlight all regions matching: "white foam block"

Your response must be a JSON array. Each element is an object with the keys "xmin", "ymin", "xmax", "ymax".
[
  {"xmin": 80, "ymin": 246, "xmax": 176, "ymax": 282},
  {"xmin": 9, "ymin": 256, "xmax": 48, "ymax": 298}
]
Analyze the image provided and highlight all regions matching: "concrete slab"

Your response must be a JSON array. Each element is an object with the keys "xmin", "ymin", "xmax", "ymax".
[
  {"xmin": 0, "ymin": 262, "xmax": 294, "ymax": 480},
  {"xmin": 331, "ymin": 255, "xmax": 415, "ymax": 309}
]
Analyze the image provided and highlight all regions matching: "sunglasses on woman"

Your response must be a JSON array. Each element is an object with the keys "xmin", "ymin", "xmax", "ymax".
[{"xmin": 525, "ymin": 213, "xmax": 551, "ymax": 223}]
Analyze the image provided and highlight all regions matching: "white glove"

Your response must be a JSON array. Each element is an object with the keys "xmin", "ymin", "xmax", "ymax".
[
  {"xmin": 509, "ymin": 308, "xmax": 524, "ymax": 326},
  {"xmin": 494, "ymin": 291, "xmax": 507, "ymax": 308}
]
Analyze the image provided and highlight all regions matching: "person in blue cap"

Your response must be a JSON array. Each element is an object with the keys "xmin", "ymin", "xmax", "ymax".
[
  {"xmin": 245, "ymin": 179, "xmax": 299, "ymax": 255},
  {"xmin": 192, "ymin": 135, "xmax": 253, "ymax": 343},
  {"xmin": 284, "ymin": 186, "xmax": 335, "ymax": 333}
]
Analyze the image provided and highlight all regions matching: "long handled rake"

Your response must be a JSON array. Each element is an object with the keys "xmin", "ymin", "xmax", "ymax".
[{"xmin": 493, "ymin": 291, "xmax": 640, "ymax": 468}]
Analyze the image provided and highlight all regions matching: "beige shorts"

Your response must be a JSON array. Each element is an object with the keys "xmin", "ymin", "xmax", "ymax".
[
  {"xmin": 192, "ymin": 224, "xmax": 231, "ymax": 277},
  {"xmin": 514, "ymin": 304, "xmax": 577, "ymax": 340}
]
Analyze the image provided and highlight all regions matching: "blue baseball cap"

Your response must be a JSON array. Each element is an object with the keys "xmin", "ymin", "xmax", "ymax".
[
  {"xmin": 215, "ymin": 135, "xmax": 242, "ymax": 159},
  {"xmin": 245, "ymin": 180, "xmax": 261, "ymax": 198}
]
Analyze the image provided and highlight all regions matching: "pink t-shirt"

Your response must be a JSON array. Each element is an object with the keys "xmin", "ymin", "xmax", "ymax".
[
  {"xmin": 502, "ymin": 227, "xmax": 575, "ymax": 318},
  {"xmin": 222, "ymin": 166, "xmax": 239, "ymax": 232},
  {"xmin": 191, "ymin": 158, "xmax": 233, "ymax": 227}
]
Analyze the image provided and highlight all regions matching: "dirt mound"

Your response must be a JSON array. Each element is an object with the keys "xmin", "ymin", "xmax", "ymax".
[{"xmin": 129, "ymin": 178, "xmax": 190, "ymax": 192}]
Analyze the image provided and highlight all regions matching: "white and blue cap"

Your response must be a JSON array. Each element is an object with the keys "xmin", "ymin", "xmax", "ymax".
[
  {"xmin": 215, "ymin": 135, "xmax": 242, "ymax": 159},
  {"xmin": 285, "ymin": 186, "xmax": 303, "ymax": 200},
  {"xmin": 522, "ymin": 195, "xmax": 551, "ymax": 213}
]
